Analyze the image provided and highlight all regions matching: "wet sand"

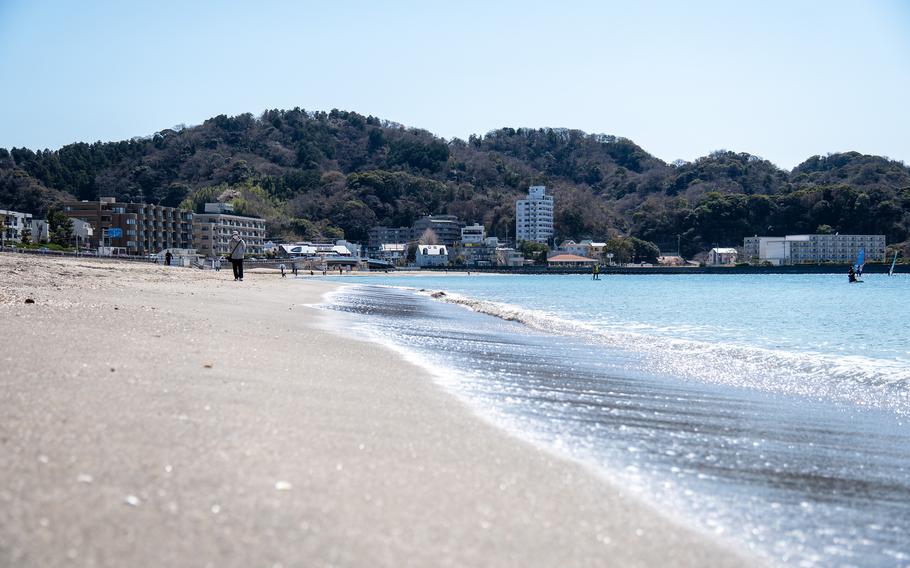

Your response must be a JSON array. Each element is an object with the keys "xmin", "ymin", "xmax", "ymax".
[{"xmin": 0, "ymin": 254, "xmax": 756, "ymax": 567}]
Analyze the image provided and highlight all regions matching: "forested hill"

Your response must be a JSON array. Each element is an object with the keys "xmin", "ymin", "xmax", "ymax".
[{"xmin": 2, "ymin": 108, "xmax": 909, "ymax": 255}]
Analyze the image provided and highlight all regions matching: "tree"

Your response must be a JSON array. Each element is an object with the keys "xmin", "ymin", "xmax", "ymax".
[
  {"xmin": 47, "ymin": 207, "xmax": 73, "ymax": 247},
  {"xmin": 604, "ymin": 237, "xmax": 634, "ymax": 265},
  {"xmin": 418, "ymin": 228, "xmax": 438, "ymax": 245},
  {"xmin": 518, "ymin": 240, "xmax": 549, "ymax": 264},
  {"xmin": 628, "ymin": 237, "xmax": 661, "ymax": 264}
]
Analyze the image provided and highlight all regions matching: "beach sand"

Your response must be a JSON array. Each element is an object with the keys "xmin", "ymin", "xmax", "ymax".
[{"xmin": 0, "ymin": 254, "xmax": 756, "ymax": 567}]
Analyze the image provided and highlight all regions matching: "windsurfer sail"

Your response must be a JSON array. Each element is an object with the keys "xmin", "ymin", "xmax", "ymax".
[
  {"xmin": 889, "ymin": 251, "xmax": 898, "ymax": 276},
  {"xmin": 854, "ymin": 247, "xmax": 866, "ymax": 277}
]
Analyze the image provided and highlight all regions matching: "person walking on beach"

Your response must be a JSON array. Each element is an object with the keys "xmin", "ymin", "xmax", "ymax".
[
  {"xmin": 165, "ymin": 250, "xmax": 172, "ymax": 266},
  {"xmin": 592, "ymin": 264, "xmax": 600, "ymax": 280},
  {"xmin": 279, "ymin": 263, "xmax": 286, "ymax": 278},
  {"xmin": 291, "ymin": 261, "xmax": 298, "ymax": 277},
  {"xmin": 228, "ymin": 231, "xmax": 246, "ymax": 281}
]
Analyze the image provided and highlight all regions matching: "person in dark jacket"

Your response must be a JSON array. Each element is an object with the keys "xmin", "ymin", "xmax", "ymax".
[{"xmin": 228, "ymin": 231, "xmax": 246, "ymax": 281}]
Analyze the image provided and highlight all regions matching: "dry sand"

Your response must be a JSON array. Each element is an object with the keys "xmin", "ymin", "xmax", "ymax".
[{"xmin": 0, "ymin": 254, "xmax": 757, "ymax": 567}]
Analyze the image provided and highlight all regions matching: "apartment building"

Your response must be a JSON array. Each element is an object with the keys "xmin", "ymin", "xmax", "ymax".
[
  {"xmin": 411, "ymin": 215, "xmax": 463, "ymax": 246},
  {"xmin": 193, "ymin": 203, "xmax": 266, "ymax": 257},
  {"xmin": 368, "ymin": 226, "xmax": 411, "ymax": 251},
  {"xmin": 63, "ymin": 198, "xmax": 194, "ymax": 254},
  {"xmin": 744, "ymin": 234, "xmax": 886, "ymax": 265},
  {"xmin": 461, "ymin": 223, "xmax": 486, "ymax": 244},
  {"xmin": 516, "ymin": 185, "xmax": 554, "ymax": 244},
  {"xmin": 1, "ymin": 209, "xmax": 33, "ymax": 244}
]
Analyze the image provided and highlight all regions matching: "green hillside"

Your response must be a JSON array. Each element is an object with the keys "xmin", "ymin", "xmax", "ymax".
[{"xmin": 2, "ymin": 108, "xmax": 909, "ymax": 256}]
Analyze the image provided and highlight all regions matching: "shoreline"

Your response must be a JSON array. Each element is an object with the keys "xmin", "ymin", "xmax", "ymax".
[{"xmin": 0, "ymin": 254, "xmax": 756, "ymax": 567}]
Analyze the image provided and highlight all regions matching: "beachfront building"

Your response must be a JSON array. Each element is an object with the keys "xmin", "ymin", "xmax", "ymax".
[
  {"xmin": 1, "ymin": 209, "xmax": 33, "ymax": 244},
  {"xmin": 558, "ymin": 239, "xmax": 607, "ymax": 259},
  {"xmin": 416, "ymin": 244, "xmax": 448, "ymax": 267},
  {"xmin": 278, "ymin": 241, "xmax": 360, "ymax": 269},
  {"xmin": 30, "ymin": 219, "xmax": 50, "ymax": 243},
  {"xmin": 706, "ymin": 247, "xmax": 738, "ymax": 266},
  {"xmin": 412, "ymin": 215, "xmax": 463, "ymax": 246},
  {"xmin": 496, "ymin": 247, "xmax": 526, "ymax": 267},
  {"xmin": 70, "ymin": 218, "xmax": 94, "ymax": 250},
  {"xmin": 193, "ymin": 203, "xmax": 266, "ymax": 258},
  {"xmin": 516, "ymin": 185, "xmax": 554, "ymax": 244},
  {"xmin": 461, "ymin": 223, "xmax": 486, "ymax": 244},
  {"xmin": 744, "ymin": 234, "xmax": 886, "ymax": 265},
  {"xmin": 368, "ymin": 226, "xmax": 411, "ymax": 252},
  {"xmin": 378, "ymin": 243, "xmax": 407, "ymax": 265},
  {"xmin": 63, "ymin": 198, "xmax": 194, "ymax": 255},
  {"xmin": 460, "ymin": 236, "xmax": 499, "ymax": 268},
  {"xmin": 547, "ymin": 253, "xmax": 598, "ymax": 268}
]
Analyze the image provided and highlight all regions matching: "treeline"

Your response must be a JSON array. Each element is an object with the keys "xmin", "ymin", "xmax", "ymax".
[{"xmin": 1, "ymin": 108, "xmax": 909, "ymax": 254}]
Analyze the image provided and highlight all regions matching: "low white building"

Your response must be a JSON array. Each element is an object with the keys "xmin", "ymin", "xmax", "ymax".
[
  {"xmin": 496, "ymin": 247, "xmax": 525, "ymax": 267},
  {"xmin": 335, "ymin": 240, "xmax": 362, "ymax": 259},
  {"xmin": 1, "ymin": 209, "xmax": 33, "ymax": 244},
  {"xmin": 416, "ymin": 244, "xmax": 448, "ymax": 267},
  {"xmin": 30, "ymin": 219, "xmax": 50, "ymax": 243},
  {"xmin": 744, "ymin": 234, "xmax": 885, "ymax": 265},
  {"xmin": 558, "ymin": 239, "xmax": 607, "ymax": 259},
  {"xmin": 461, "ymin": 223, "xmax": 485, "ymax": 244},
  {"xmin": 706, "ymin": 247, "xmax": 738, "ymax": 266},
  {"xmin": 378, "ymin": 243, "xmax": 407, "ymax": 264},
  {"xmin": 71, "ymin": 218, "xmax": 94, "ymax": 249},
  {"xmin": 156, "ymin": 248, "xmax": 202, "ymax": 267}
]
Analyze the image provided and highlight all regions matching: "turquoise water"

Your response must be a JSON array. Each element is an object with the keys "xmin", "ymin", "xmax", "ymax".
[
  {"xmin": 317, "ymin": 273, "xmax": 910, "ymax": 566},
  {"xmin": 345, "ymin": 273, "xmax": 910, "ymax": 414},
  {"xmin": 362, "ymin": 273, "xmax": 910, "ymax": 359}
]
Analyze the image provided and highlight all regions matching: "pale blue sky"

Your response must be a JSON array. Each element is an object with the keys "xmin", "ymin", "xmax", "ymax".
[{"xmin": 1, "ymin": 0, "xmax": 908, "ymax": 169}]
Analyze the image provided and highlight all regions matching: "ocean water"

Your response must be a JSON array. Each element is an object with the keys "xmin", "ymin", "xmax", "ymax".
[{"xmin": 315, "ymin": 273, "xmax": 910, "ymax": 566}]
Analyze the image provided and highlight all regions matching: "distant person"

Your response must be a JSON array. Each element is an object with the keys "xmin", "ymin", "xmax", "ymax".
[
  {"xmin": 592, "ymin": 264, "xmax": 600, "ymax": 280},
  {"xmin": 291, "ymin": 262, "xmax": 298, "ymax": 277},
  {"xmin": 165, "ymin": 251, "xmax": 172, "ymax": 266},
  {"xmin": 339, "ymin": 266, "xmax": 343, "ymax": 276},
  {"xmin": 279, "ymin": 263, "xmax": 286, "ymax": 278},
  {"xmin": 848, "ymin": 265, "xmax": 858, "ymax": 283},
  {"xmin": 228, "ymin": 231, "xmax": 246, "ymax": 281}
]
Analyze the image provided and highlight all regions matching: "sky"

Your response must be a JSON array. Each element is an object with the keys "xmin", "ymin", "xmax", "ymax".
[{"xmin": 1, "ymin": 0, "xmax": 908, "ymax": 169}]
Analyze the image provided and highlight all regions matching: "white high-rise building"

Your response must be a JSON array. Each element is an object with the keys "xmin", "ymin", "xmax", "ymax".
[{"xmin": 516, "ymin": 185, "xmax": 554, "ymax": 244}]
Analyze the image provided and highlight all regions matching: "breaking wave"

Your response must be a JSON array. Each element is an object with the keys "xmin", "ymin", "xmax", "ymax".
[{"xmin": 418, "ymin": 289, "xmax": 910, "ymax": 416}]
